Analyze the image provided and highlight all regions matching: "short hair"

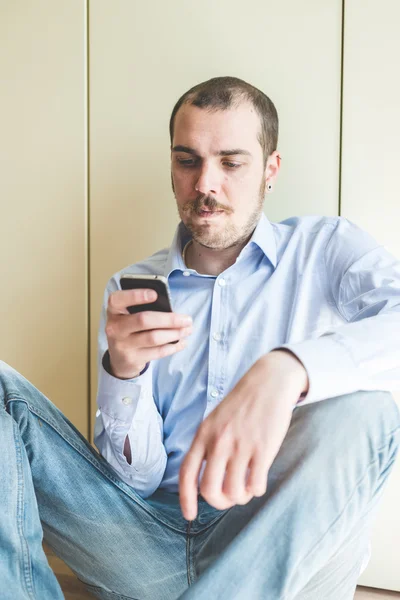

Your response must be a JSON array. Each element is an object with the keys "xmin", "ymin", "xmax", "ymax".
[{"xmin": 169, "ymin": 76, "xmax": 279, "ymax": 165}]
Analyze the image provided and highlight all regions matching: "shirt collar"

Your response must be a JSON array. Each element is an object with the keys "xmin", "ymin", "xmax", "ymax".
[
  {"xmin": 163, "ymin": 212, "xmax": 277, "ymax": 277},
  {"xmin": 249, "ymin": 212, "xmax": 277, "ymax": 268}
]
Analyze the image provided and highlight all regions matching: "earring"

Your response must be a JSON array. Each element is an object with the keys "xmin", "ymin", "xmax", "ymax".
[{"xmin": 267, "ymin": 183, "xmax": 273, "ymax": 192}]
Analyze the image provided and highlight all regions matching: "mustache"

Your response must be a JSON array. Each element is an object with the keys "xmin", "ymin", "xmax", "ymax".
[{"xmin": 183, "ymin": 194, "xmax": 231, "ymax": 214}]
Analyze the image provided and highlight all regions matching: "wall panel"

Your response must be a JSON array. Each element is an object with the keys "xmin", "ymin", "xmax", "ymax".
[
  {"xmin": 341, "ymin": 0, "xmax": 400, "ymax": 591},
  {"xmin": 0, "ymin": 1, "xmax": 88, "ymax": 434}
]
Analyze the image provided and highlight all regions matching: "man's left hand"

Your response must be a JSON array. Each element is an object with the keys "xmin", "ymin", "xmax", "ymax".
[{"xmin": 179, "ymin": 350, "xmax": 309, "ymax": 520}]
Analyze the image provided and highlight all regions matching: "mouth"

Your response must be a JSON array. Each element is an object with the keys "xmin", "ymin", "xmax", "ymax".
[{"xmin": 195, "ymin": 209, "xmax": 225, "ymax": 219}]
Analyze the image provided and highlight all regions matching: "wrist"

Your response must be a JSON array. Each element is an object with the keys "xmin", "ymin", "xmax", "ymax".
[
  {"xmin": 103, "ymin": 351, "xmax": 147, "ymax": 380},
  {"xmin": 262, "ymin": 350, "xmax": 309, "ymax": 396}
]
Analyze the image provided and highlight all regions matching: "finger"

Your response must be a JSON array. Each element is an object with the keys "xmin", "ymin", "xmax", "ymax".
[
  {"xmin": 245, "ymin": 451, "xmax": 269, "ymax": 498},
  {"xmin": 222, "ymin": 452, "xmax": 254, "ymax": 506},
  {"xmin": 133, "ymin": 311, "xmax": 192, "ymax": 333},
  {"xmin": 199, "ymin": 444, "xmax": 233, "ymax": 510},
  {"xmin": 179, "ymin": 435, "xmax": 207, "ymax": 521},
  {"xmin": 136, "ymin": 326, "xmax": 192, "ymax": 348},
  {"xmin": 108, "ymin": 289, "xmax": 157, "ymax": 315},
  {"xmin": 123, "ymin": 337, "xmax": 189, "ymax": 364},
  {"xmin": 106, "ymin": 311, "xmax": 192, "ymax": 340}
]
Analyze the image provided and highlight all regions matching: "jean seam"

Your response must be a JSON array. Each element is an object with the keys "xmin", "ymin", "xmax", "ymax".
[
  {"xmin": 186, "ymin": 521, "xmax": 193, "ymax": 587},
  {"xmin": 13, "ymin": 419, "xmax": 35, "ymax": 599},
  {"xmin": 6, "ymin": 396, "xmax": 187, "ymax": 535},
  {"xmin": 282, "ymin": 425, "xmax": 400, "ymax": 599}
]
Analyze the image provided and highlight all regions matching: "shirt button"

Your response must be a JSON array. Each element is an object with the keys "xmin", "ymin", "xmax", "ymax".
[
  {"xmin": 218, "ymin": 278, "xmax": 226, "ymax": 287},
  {"xmin": 210, "ymin": 390, "xmax": 219, "ymax": 399},
  {"xmin": 212, "ymin": 332, "xmax": 222, "ymax": 342},
  {"xmin": 122, "ymin": 397, "xmax": 132, "ymax": 406},
  {"xmin": 183, "ymin": 271, "xmax": 191, "ymax": 277}
]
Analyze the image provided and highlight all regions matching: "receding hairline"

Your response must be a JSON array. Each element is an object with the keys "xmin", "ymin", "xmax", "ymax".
[
  {"xmin": 173, "ymin": 97, "xmax": 263, "ymax": 132},
  {"xmin": 171, "ymin": 100, "xmax": 265, "ymax": 154}
]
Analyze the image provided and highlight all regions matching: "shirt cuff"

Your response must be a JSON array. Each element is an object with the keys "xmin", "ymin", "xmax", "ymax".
[
  {"xmin": 97, "ymin": 354, "xmax": 153, "ymax": 421},
  {"xmin": 273, "ymin": 333, "xmax": 362, "ymax": 405}
]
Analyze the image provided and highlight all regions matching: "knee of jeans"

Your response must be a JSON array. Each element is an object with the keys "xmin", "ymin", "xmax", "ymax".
[
  {"xmin": 319, "ymin": 390, "xmax": 400, "ymax": 460},
  {"xmin": 349, "ymin": 389, "xmax": 400, "ymax": 435},
  {"xmin": 294, "ymin": 390, "xmax": 400, "ymax": 460}
]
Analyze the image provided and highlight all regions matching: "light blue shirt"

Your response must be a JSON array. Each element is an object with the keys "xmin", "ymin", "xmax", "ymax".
[{"xmin": 94, "ymin": 213, "xmax": 400, "ymax": 497}]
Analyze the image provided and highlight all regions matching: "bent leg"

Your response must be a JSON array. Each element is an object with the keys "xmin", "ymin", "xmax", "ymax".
[
  {"xmin": 0, "ymin": 362, "xmax": 188, "ymax": 600},
  {"xmin": 181, "ymin": 390, "xmax": 400, "ymax": 600}
]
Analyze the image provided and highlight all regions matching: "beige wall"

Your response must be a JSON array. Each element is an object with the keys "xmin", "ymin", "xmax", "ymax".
[{"xmin": 0, "ymin": 0, "xmax": 88, "ymax": 434}]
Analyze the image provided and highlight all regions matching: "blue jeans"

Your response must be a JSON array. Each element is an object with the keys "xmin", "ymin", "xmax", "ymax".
[{"xmin": 1, "ymin": 361, "xmax": 399, "ymax": 600}]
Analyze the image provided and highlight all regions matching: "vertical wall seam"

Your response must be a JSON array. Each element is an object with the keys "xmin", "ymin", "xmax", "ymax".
[
  {"xmin": 338, "ymin": 0, "xmax": 346, "ymax": 217},
  {"xmin": 85, "ymin": 0, "xmax": 91, "ymax": 442}
]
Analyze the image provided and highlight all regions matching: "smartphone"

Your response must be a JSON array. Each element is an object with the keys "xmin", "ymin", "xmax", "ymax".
[
  {"xmin": 120, "ymin": 274, "xmax": 178, "ymax": 344},
  {"xmin": 120, "ymin": 274, "xmax": 174, "ymax": 314}
]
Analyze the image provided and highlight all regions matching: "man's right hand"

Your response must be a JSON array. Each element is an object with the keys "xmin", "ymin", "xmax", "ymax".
[{"xmin": 106, "ymin": 288, "xmax": 193, "ymax": 379}]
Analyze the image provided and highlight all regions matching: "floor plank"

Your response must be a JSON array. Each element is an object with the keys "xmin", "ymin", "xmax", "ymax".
[
  {"xmin": 355, "ymin": 588, "xmax": 400, "ymax": 599},
  {"xmin": 43, "ymin": 543, "xmax": 94, "ymax": 599}
]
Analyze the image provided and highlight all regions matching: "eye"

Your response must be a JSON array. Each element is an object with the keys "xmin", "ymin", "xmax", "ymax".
[
  {"xmin": 223, "ymin": 162, "xmax": 242, "ymax": 169},
  {"xmin": 176, "ymin": 157, "xmax": 197, "ymax": 168}
]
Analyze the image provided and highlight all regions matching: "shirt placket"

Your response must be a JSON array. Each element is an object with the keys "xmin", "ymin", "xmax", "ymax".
[{"xmin": 204, "ymin": 273, "xmax": 229, "ymax": 419}]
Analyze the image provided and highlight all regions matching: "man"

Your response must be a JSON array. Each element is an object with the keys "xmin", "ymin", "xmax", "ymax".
[{"xmin": 1, "ymin": 77, "xmax": 400, "ymax": 600}]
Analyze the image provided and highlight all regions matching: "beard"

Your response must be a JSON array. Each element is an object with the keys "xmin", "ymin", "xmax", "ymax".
[{"xmin": 173, "ymin": 177, "xmax": 266, "ymax": 251}]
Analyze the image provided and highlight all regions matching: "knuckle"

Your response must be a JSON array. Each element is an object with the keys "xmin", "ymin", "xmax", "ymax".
[
  {"xmin": 204, "ymin": 494, "xmax": 231, "ymax": 511},
  {"xmin": 147, "ymin": 330, "xmax": 159, "ymax": 346},
  {"xmin": 107, "ymin": 293, "xmax": 116, "ymax": 309},
  {"xmin": 212, "ymin": 432, "xmax": 230, "ymax": 453},
  {"xmin": 200, "ymin": 486, "xmax": 219, "ymax": 507},
  {"xmin": 136, "ymin": 312, "xmax": 148, "ymax": 329},
  {"xmin": 197, "ymin": 421, "xmax": 211, "ymax": 440},
  {"xmin": 223, "ymin": 486, "xmax": 240, "ymax": 503},
  {"xmin": 224, "ymin": 485, "xmax": 251, "ymax": 504},
  {"xmin": 105, "ymin": 323, "xmax": 114, "ymax": 338}
]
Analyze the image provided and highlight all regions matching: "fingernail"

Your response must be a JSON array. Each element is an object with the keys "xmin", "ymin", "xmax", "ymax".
[{"xmin": 181, "ymin": 316, "xmax": 192, "ymax": 325}]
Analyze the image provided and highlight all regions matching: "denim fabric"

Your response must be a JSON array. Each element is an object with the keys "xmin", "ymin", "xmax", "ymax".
[{"xmin": 1, "ymin": 360, "xmax": 399, "ymax": 600}]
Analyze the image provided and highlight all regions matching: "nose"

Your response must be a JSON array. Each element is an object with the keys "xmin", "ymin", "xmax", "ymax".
[{"xmin": 195, "ymin": 161, "xmax": 222, "ymax": 196}]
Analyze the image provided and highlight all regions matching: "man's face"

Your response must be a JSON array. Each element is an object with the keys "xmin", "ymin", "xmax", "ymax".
[{"xmin": 171, "ymin": 102, "xmax": 271, "ymax": 250}]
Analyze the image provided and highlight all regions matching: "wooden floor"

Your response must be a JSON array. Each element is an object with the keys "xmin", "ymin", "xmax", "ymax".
[{"xmin": 43, "ymin": 542, "xmax": 400, "ymax": 600}]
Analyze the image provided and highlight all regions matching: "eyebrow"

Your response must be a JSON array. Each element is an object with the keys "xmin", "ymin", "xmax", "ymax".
[{"xmin": 172, "ymin": 145, "xmax": 252, "ymax": 157}]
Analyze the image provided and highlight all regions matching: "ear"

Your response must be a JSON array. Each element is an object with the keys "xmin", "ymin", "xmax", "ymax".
[{"xmin": 264, "ymin": 151, "xmax": 281, "ymax": 188}]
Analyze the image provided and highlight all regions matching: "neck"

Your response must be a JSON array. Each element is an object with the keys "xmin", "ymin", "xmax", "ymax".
[{"xmin": 186, "ymin": 238, "xmax": 249, "ymax": 276}]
